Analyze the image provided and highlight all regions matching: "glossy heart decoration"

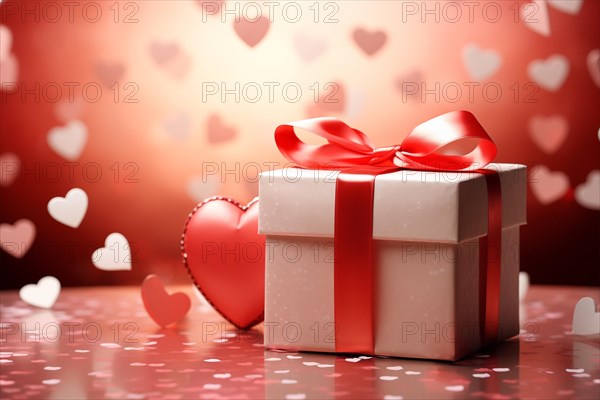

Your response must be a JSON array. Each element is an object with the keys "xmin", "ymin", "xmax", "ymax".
[
  {"xmin": 181, "ymin": 196, "xmax": 264, "ymax": 329},
  {"xmin": 141, "ymin": 274, "xmax": 191, "ymax": 327}
]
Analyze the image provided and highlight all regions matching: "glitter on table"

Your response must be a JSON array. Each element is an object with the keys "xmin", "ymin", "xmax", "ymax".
[{"xmin": 0, "ymin": 285, "xmax": 598, "ymax": 399}]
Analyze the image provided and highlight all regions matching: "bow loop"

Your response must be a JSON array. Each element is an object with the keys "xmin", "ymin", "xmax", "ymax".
[{"xmin": 275, "ymin": 111, "xmax": 497, "ymax": 171}]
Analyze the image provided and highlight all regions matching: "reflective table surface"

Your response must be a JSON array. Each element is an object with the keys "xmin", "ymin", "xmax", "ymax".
[{"xmin": 1, "ymin": 285, "xmax": 599, "ymax": 399}]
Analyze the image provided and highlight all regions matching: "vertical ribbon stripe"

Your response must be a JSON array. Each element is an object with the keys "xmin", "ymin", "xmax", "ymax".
[
  {"xmin": 478, "ymin": 170, "xmax": 502, "ymax": 347},
  {"xmin": 334, "ymin": 172, "xmax": 376, "ymax": 354}
]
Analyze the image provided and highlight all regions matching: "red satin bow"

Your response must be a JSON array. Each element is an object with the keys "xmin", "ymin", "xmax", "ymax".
[{"xmin": 275, "ymin": 110, "xmax": 497, "ymax": 171}]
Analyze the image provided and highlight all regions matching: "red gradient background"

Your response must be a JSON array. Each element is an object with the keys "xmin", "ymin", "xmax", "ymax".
[{"xmin": 1, "ymin": 0, "xmax": 599, "ymax": 289}]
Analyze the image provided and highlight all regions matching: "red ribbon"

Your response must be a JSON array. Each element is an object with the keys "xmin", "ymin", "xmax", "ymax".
[{"xmin": 275, "ymin": 110, "xmax": 502, "ymax": 353}]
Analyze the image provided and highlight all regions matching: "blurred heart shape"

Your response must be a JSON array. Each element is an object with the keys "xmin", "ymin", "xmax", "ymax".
[
  {"xmin": 352, "ymin": 28, "xmax": 387, "ymax": 56},
  {"xmin": 186, "ymin": 175, "xmax": 219, "ymax": 202},
  {"xmin": 181, "ymin": 196, "xmax": 264, "ymax": 329},
  {"xmin": 528, "ymin": 114, "xmax": 569, "ymax": 154},
  {"xmin": 47, "ymin": 188, "xmax": 88, "ymax": 228},
  {"xmin": 0, "ymin": 219, "xmax": 36, "ymax": 258},
  {"xmin": 0, "ymin": 24, "xmax": 13, "ymax": 61},
  {"xmin": 164, "ymin": 112, "xmax": 190, "ymax": 140},
  {"xmin": 55, "ymin": 96, "xmax": 85, "ymax": 123},
  {"xmin": 95, "ymin": 62, "xmax": 125, "ymax": 86},
  {"xmin": 527, "ymin": 54, "xmax": 570, "ymax": 92},
  {"xmin": 19, "ymin": 276, "xmax": 61, "ymax": 309},
  {"xmin": 462, "ymin": 44, "xmax": 502, "ymax": 80},
  {"xmin": 141, "ymin": 274, "xmax": 191, "ymax": 327},
  {"xmin": 530, "ymin": 165, "xmax": 570, "ymax": 205},
  {"xmin": 92, "ymin": 232, "xmax": 132, "ymax": 271},
  {"xmin": 0, "ymin": 152, "xmax": 20, "ymax": 187},
  {"xmin": 521, "ymin": 0, "xmax": 550, "ymax": 37},
  {"xmin": 294, "ymin": 33, "xmax": 327, "ymax": 62},
  {"xmin": 207, "ymin": 114, "xmax": 237, "ymax": 143},
  {"xmin": 587, "ymin": 49, "xmax": 600, "ymax": 88},
  {"xmin": 234, "ymin": 16, "xmax": 270, "ymax": 48},
  {"xmin": 47, "ymin": 120, "xmax": 88, "ymax": 161},
  {"xmin": 574, "ymin": 170, "xmax": 600, "ymax": 210},
  {"xmin": 149, "ymin": 41, "xmax": 180, "ymax": 65},
  {"xmin": 548, "ymin": 0, "xmax": 584, "ymax": 15},
  {"xmin": 306, "ymin": 82, "xmax": 346, "ymax": 117},
  {"xmin": 572, "ymin": 297, "xmax": 600, "ymax": 335},
  {"xmin": 0, "ymin": 54, "xmax": 18, "ymax": 87}
]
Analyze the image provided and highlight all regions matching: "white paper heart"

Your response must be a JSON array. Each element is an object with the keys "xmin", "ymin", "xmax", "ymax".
[
  {"xmin": 572, "ymin": 297, "xmax": 600, "ymax": 335},
  {"xmin": 528, "ymin": 114, "xmax": 569, "ymax": 154},
  {"xmin": 462, "ymin": 44, "xmax": 502, "ymax": 80},
  {"xmin": 19, "ymin": 276, "xmax": 61, "ymax": 309},
  {"xmin": 521, "ymin": 0, "xmax": 550, "ymax": 37},
  {"xmin": 0, "ymin": 219, "xmax": 36, "ymax": 258},
  {"xmin": 47, "ymin": 188, "xmax": 88, "ymax": 228},
  {"xmin": 587, "ymin": 49, "xmax": 600, "ymax": 88},
  {"xmin": 527, "ymin": 55, "xmax": 570, "ymax": 92},
  {"xmin": 519, "ymin": 271, "xmax": 530, "ymax": 301},
  {"xmin": 530, "ymin": 165, "xmax": 569, "ymax": 204},
  {"xmin": 574, "ymin": 170, "xmax": 600, "ymax": 210},
  {"xmin": 47, "ymin": 120, "xmax": 88, "ymax": 161},
  {"xmin": 548, "ymin": 0, "xmax": 584, "ymax": 15},
  {"xmin": 0, "ymin": 152, "xmax": 20, "ymax": 187},
  {"xmin": 92, "ymin": 233, "xmax": 132, "ymax": 271}
]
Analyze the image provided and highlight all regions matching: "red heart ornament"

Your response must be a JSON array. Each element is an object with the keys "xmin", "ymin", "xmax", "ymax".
[
  {"xmin": 181, "ymin": 196, "xmax": 264, "ymax": 329},
  {"xmin": 141, "ymin": 274, "xmax": 191, "ymax": 328}
]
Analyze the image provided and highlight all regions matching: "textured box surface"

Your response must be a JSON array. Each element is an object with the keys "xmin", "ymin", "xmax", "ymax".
[{"xmin": 259, "ymin": 165, "xmax": 526, "ymax": 360}]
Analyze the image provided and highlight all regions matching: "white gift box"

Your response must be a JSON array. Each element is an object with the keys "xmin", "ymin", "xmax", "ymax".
[{"xmin": 259, "ymin": 164, "xmax": 527, "ymax": 360}]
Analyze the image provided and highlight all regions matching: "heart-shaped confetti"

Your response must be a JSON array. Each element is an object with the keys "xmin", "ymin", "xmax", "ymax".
[
  {"xmin": 0, "ymin": 219, "xmax": 35, "ymax": 258},
  {"xmin": 352, "ymin": 28, "xmax": 387, "ymax": 56},
  {"xmin": 572, "ymin": 297, "xmax": 600, "ymax": 335},
  {"xmin": 141, "ymin": 274, "xmax": 191, "ymax": 327},
  {"xmin": 0, "ymin": 152, "xmax": 20, "ymax": 187},
  {"xmin": 294, "ymin": 33, "xmax": 327, "ymax": 62},
  {"xmin": 530, "ymin": 165, "xmax": 569, "ymax": 204},
  {"xmin": 207, "ymin": 114, "xmax": 237, "ymax": 143},
  {"xmin": 527, "ymin": 54, "xmax": 570, "ymax": 92},
  {"xmin": 547, "ymin": 0, "xmax": 584, "ymax": 15},
  {"xmin": 587, "ymin": 49, "xmax": 600, "ymax": 88},
  {"xmin": 234, "ymin": 16, "xmax": 270, "ymax": 48},
  {"xmin": 575, "ymin": 170, "xmax": 600, "ymax": 210},
  {"xmin": 521, "ymin": 0, "xmax": 550, "ymax": 37},
  {"xmin": 462, "ymin": 44, "xmax": 502, "ymax": 80},
  {"xmin": 92, "ymin": 233, "xmax": 132, "ymax": 271},
  {"xmin": 182, "ymin": 196, "xmax": 264, "ymax": 329},
  {"xmin": 47, "ymin": 188, "xmax": 88, "ymax": 228},
  {"xmin": 47, "ymin": 120, "xmax": 88, "ymax": 161},
  {"xmin": 528, "ymin": 114, "xmax": 569, "ymax": 154},
  {"xmin": 19, "ymin": 276, "xmax": 61, "ymax": 309}
]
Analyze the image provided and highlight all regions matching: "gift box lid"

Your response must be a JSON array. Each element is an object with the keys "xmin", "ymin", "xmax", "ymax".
[{"xmin": 258, "ymin": 163, "xmax": 526, "ymax": 244}]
